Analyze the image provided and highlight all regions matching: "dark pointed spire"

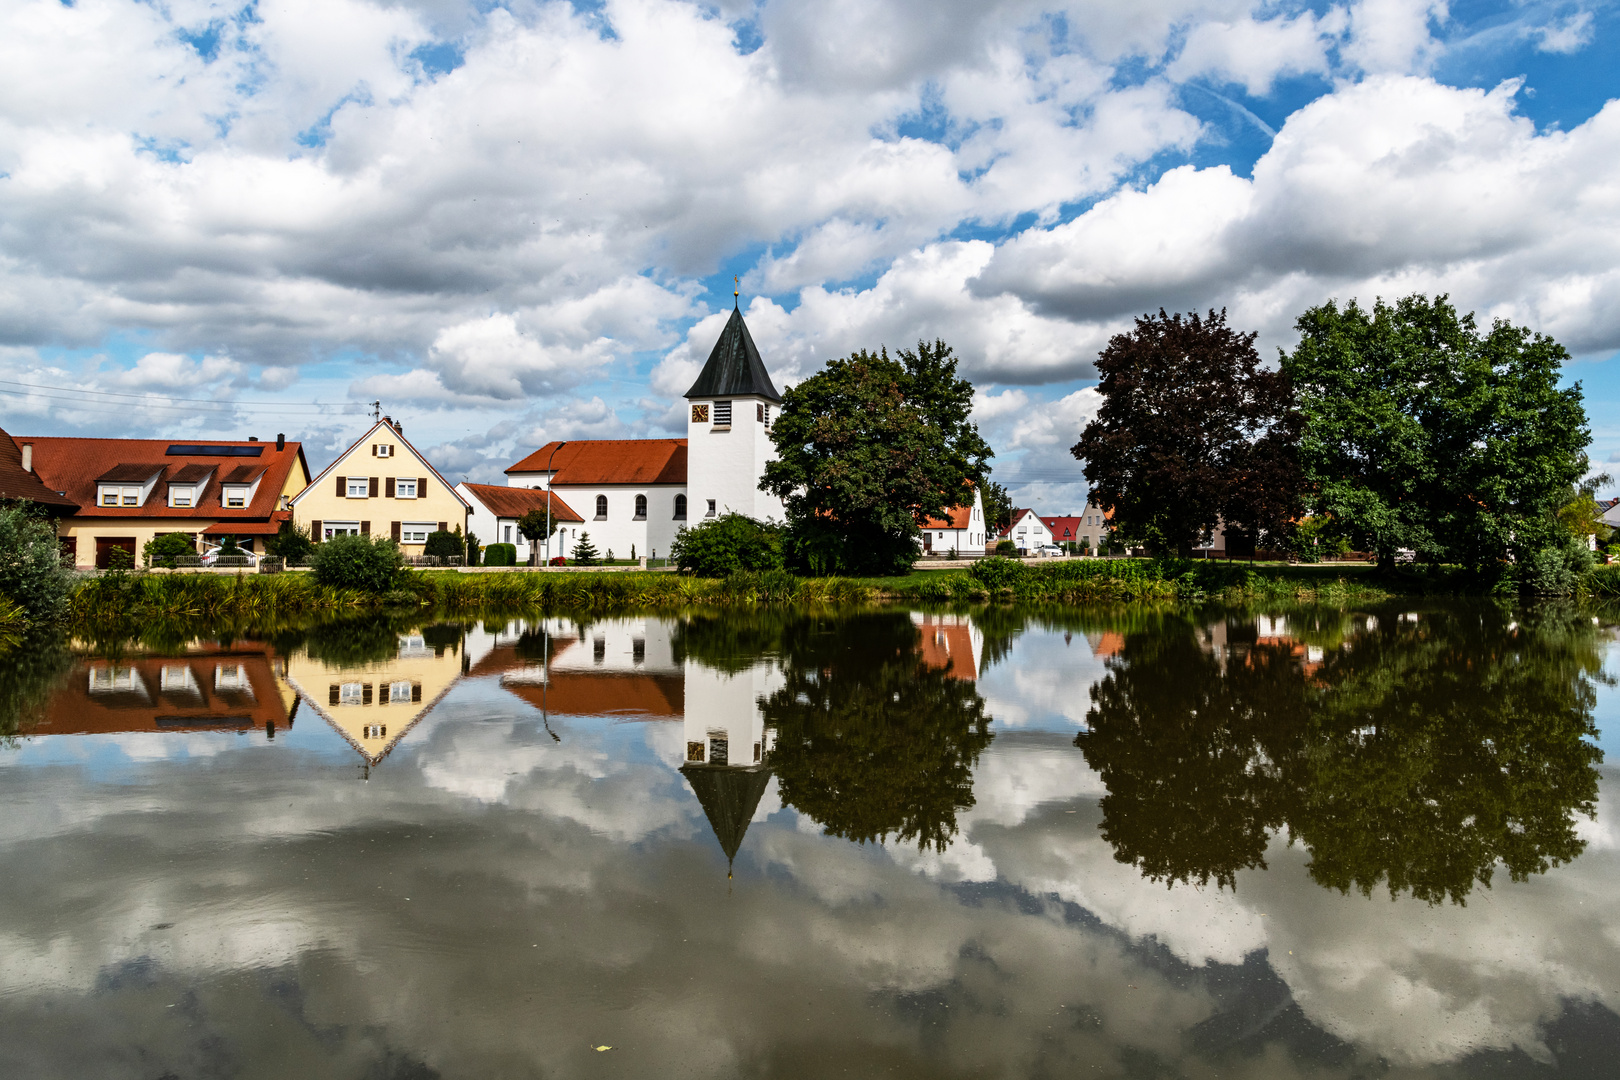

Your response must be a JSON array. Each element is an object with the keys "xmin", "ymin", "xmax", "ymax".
[
  {"xmin": 680, "ymin": 764, "xmax": 772, "ymax": 870},
  {"xmin": 683, "ymin": 306, "xmax": 782, "ymax": 402}
]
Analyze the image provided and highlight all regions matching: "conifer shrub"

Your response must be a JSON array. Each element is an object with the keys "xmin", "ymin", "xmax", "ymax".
[
  {"xmin": 423, "ymin": 530, "xmax": 462, "ymax": 560},
  {"xmin": 572, "ymin": 532, "xmax": 601, "ymax": 566},
  {"xmin": 310, "ymin": 534, "xmax": 406, "ymax": 593},
  {"xmin": 483, "ymin": 543, "xmax": 517, "ymax": 567}
]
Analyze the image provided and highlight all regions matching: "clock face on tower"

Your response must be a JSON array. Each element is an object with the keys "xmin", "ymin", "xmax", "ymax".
[{"xmin": 691, "ymin": 404, "xmax": 709, "ymax": 423}]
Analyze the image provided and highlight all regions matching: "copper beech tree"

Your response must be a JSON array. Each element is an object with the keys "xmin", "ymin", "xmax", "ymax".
[{"xmin": 1072, "ymin": 309, "xmax": 1301, "ymax": 557}]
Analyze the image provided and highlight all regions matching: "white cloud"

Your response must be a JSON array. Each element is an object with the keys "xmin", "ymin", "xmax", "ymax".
[
  {"xmin": 1533, "ymin": 10, "xmax": 1595, "ymax": 54},
  {"xmin": 1168, "ymin": 10, "xmax": 1344, "ymax": 96}
]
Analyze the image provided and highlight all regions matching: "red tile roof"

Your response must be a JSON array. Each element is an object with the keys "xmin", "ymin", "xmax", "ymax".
[
  {"xmin": 921, "ymin": 504, "xmax": 974, "ymax": 530},
  {"xmin": 1040, "ymin": 516, "xmax": 1084, "ymax": 539},
  {"xmin": 0, "ymin": 429, "xmax": 78, "ymax": 512},
  {"xmin": 20, "ymin": 436, "xmax": 308, "ymax": 524},
  {"xmin": 506, "ymin": 440, "xmax": 687, "ymax": 486},
  {"xmin": 461, "ymin": 483, "xmax": 584, "ymax": 522}
]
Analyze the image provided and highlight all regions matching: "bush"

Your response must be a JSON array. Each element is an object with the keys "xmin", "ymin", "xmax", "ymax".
[
  {"xmin": 0, "ymin": 506, "xmax": 72, "ymax": 625},
  {"xmin": 309, "ymin": 534, "xmax": 406, "ymax": 593},
  {"xmin": 465, "ymin": 532, "xmax": 481, "ymax": 567},
  {"xmin": 1520, "ymin": 530, "xmax": 1592, "ymax": 596},
  {"xmin": 266, "ymin": 521, "xmax": 315, "ymax": 565},
  {"xmin": 483, "ymin": 543, "xmax": 517, "ymax": 567},
  {"xmin": 143, "ymin": 532, "xmax": 197, "ymax": 569},
  {"xmin": 672, "ymin": 514, "xmax": 785, "ymax": 577},
  {"xmin": 968, "ymin": 556, "xmax": 1025, "ymax": 590},
  {"xmin": 423, "ymin": 529, "xmax": 462, "ymax": 559},
  {"xmin": 995, "ymin": 539, "xmax": 1017, "ymax": 557}
]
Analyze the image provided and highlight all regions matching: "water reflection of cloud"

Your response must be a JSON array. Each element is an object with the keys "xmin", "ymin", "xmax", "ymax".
[{"xmin": 978, "ymin": 628, "xmax": 1110, "ymax": 732}]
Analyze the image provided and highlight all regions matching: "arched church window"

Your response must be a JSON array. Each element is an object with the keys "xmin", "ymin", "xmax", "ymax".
[
  {"xmin": 674, "ymin": 494, "xmax": 687, "ymax": 519},
  {"xmin": 594, "ymin": 495, "xmax": 607, "ymax": 519},
  {"xmin": 634, "ymin": 494, "xmax": 647, "ymax": 519}
]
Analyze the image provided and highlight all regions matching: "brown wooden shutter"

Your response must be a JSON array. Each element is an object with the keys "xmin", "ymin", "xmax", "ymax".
[
  {"xmin": 310, "ymin": 519, "xmax": 321, "ymax": 540},
  {"xmin": 437, "ymin": 521, "xmax": 446, "ymax": 533},
  {"xmin": 412, "ymin": 682, "xmax": 422, "ymax": 702},
  {"xmin": 385, "ymin": 477, "xmax": 395, "ymax": 498},
  {"xmin": 329, "ymin": 684, "xmax": 340, "ymax": 705},
  {"xmin": 335, "ymin": 475, "xmax": 345, "ymax": 497},
  {"xmin": 419, "ymin": 476, "xmax": 428, "ymax": 496},
  {"xmin": 368, "ymin": 477, "xmax": 378, "ymax": 498},
  {"xmin": 361, "ymin": 521, "xmax": 370, "ymax": 535},
  {"xmin": 371, "ymin": 444, "xmax": 377, "ymax": 456},
  {"xmin": 391, "ymin": 521, "xmax": 400, "ymax": 541}
]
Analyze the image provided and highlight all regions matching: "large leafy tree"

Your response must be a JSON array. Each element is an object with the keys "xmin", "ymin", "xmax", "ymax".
[
  {"xmin": 761, "ymin": 340, "xmax": 992, "ymax": 576},
  {"xmin": 1281, "ymin": 294, "xmax": 1590, "ymax": 576},
  {"xmin": 1071, "ymin": 309, "xmax": 1300, "ymax": 557}
]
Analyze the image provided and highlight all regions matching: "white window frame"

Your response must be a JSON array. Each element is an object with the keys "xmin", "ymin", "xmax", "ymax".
[
  {"xmin": 323, "ymin": 521, "xmax": 361, "ymax": 539},
  {"xmin": 339, "ymin": 682, "xmax": 364, "ymax": 706},
  {"xmin": 347, "ymin": 478, "xmax": 369, "ymax": 498},
  {"xmin": 395, "ymin": 478, "xmax": 418, "ymax": 499},
  {"xmin": 221, "ymin": 486, "xmax": 248, "ymax": 508},
  {"xmin": 170, "ymin": 488, "xmax": 194, "ymax": 508},
  {"xmin": 400, "ymin": 522, "xmax": 433, "ymax": 544}
]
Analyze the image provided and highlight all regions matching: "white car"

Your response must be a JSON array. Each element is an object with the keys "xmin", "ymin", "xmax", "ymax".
[
  {"xmin": 200, "ymin": 545, "xmax": 259, "ymax": 567},
  {"xmin": 1035, "ymin": 544, "xmax": 1064, "ymax": 558}
]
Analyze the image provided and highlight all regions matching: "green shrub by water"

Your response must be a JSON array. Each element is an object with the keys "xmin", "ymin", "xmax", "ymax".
[
  {"xmin": 0, "ymin": 505, "xmax": 72, "ymax": 627},
  {"xmin": 310, "ymin": 535, "xmax": 408, "ymax": 592},
  {"xmin": 671, "ymin": 514, "xmax": 785, "ymax": 577}
]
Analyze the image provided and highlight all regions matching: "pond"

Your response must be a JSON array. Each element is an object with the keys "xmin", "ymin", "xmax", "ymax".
[{"xmin": 1, "ymin": 601, "xmax": 1617, "ymax": 1078}]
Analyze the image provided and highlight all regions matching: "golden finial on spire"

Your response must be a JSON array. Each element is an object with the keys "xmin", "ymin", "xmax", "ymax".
[{"xmin": 733, "ymin": 275, "xmax": 740, "ymax": 308}]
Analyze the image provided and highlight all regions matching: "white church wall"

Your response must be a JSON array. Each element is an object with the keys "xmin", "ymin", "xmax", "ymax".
[
  {"xmin": 686, "ymin": 396, "xmax": 785, "ymax": 524},
  {"xmin": 681, "ymin": 659, "xmax": 782, "ymax": 769}
]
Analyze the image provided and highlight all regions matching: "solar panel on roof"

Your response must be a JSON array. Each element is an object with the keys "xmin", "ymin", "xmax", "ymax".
[{"xmin": 166, "ymin": 444, "xmax": 264, "ymax": 457}]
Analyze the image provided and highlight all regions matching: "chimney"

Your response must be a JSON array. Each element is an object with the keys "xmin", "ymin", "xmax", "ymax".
[
  {"xmin": 20, "ymin": 443, "xmax": 32, "ymax": 472},
  {"xmin": 393, "ymin": 420, "xmax": 403, "ymax": 435},
  {"xmin": 249, "ymin": 436, "xmax": 259, "ymax": 442},
  {"xmin": 276, "ymin": 433, "xmax": 285, "ymax": 451}
]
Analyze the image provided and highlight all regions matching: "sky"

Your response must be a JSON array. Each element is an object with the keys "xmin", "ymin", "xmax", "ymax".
[{"xmin": 1, "ymin": 0, "xmax": 1618, "ymax": 511}]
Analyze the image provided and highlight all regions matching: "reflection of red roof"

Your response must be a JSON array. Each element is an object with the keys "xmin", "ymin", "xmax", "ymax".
[
  {"xmin": 502, "ymin": 673, "xmax": 684, "ymax": 718},
  {"xmin": 33, "ymin": 644, "xmax": 292, "ymax": 736},
  {"xmin": 506, "ymin": 440, "xmax": 687, "ymax": 485},
  {"xmin": 462, "ymin": 483, "xmax": 585, "ymax": 522},
  {"xmin": 915, "ymin": 618, "xmax": 977, "ymax": 681},
  {"xmin": 0, "ymin": 428, "xmax": 78, "ymax": 512},
  {"xmin": 22, "ymin": 436, "xmax": 308, "ymax": 523},
  {"xmin": 1089, "ymin": 632, "xmax": 1124, "ymax": 657}
]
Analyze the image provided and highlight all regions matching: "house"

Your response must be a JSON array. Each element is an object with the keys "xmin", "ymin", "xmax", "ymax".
[
  {"xmin": 918, "ymin": 487, "xmax": 990, "ymax": 555},
  {"xmin": 19, "ymin": 433, "xmax": 309, "ymax": 568},
  {"xmin": 457, "ymin": 482, "xmax": 585, "ymax": 563},
  {"xmin": 504, "ymin": 439, "xmax": 688, "ymax": 561},
  {"xmin": 1073, "ymin": 501, "xmax": 1112, "ymax": 551},
  {"xmin": 290, "ymin": 418, "xmax": 470, "ymax": 555},
  {"xmin": 1002, "ymin": 508, "xmax": 1054, "ymax": 553},
  {"xmin": 1601, "ymin": 498, "xmax": 1620, "ymax": 532},
  {"xmin": 0, "ymin": 428, "xmax": 79, "ymax": 516},
  {"xmin": 501, "ymin": 303, "xmax": 982, "ymax": 563}
]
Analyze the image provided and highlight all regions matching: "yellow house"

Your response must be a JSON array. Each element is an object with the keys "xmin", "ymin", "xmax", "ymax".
[{"xmin": 289, "ymin": 418, "xmax": 470, "ymax": 555}]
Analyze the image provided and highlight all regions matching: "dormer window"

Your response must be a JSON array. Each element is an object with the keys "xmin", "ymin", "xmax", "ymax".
[
  {"xmin": 221, "ymin": 486, "xmax": 248, "ymax": 508},
  {"xmin": 99, "ymin": 485, "xmax": 144, "ymax": 507},
  {"xmin": 171, "ymin": 489, "xmax": 193, "ymax": 508}
]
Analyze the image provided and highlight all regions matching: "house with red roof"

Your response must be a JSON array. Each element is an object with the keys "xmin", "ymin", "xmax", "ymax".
[
  {"xmin": 0, "ymin": 428, "xmax": 78, "ymax": 517},
  {"xmin": 456, "ymin": 481, "xmax": 586, "ymax": 563},
  {"xmin": 17, "ymin": 432, "xmax": 309, "ymax": 568},
  {"xmin": 997, "ymin": 501, "xmax": 1112, "ymax": 554},
  {"xmin": 917, "ymin": 488, "xmax": 990, "ymax": 555}
]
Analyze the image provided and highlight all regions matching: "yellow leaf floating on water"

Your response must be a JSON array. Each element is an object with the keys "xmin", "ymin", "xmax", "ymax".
[{"xmin": 594, "ymin": 1046, "xmax": 612, "ymax": 1052}]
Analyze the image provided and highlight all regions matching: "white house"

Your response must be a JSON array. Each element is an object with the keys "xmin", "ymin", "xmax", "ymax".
[
  {"xmin": 457, "ymin": 482, "xmax": 585, "ymax": 563},
  {"xmin": 1003, "ymin": 508, "xmax": 1054, "ymax": 553},
  {"xmin": 501, "ymin": 303, "xmax": 980, "ymax": 562},
  {"xmin": 918, "ymin": 487, "xmax": 990, "ymax": 555}
]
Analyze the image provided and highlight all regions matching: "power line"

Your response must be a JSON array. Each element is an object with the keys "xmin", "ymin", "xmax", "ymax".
[
  {"xmin": 0, "ymin": 385, "xmax": 348, "ymax": 416},
  {"xmin": 0, "ymin": 378, "xmax": 351, "ymax": 411}
]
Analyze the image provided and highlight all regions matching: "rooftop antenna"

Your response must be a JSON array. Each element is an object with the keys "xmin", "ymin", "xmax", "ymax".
[
  {"xmin": 370, "ymin": 400, "xmax": 382, "ymax": 422},
  {"xmin": 733, "ymin": 275, "xmax": 740, "ymax": 309}
]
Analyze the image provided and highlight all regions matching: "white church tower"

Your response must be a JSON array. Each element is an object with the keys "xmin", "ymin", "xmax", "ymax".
[{"xmin": 684, "ymin": 299, "xmax": 786, "ymax": 522}]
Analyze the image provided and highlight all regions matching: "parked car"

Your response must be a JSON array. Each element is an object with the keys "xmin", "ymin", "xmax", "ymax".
[
  {"xmin": 200, "ymin": 545, "xmax": 258, "ymax": 567},
  {"xmin": 1035, "ymin": 544, "xmax": 1063, "ymax": 558}
]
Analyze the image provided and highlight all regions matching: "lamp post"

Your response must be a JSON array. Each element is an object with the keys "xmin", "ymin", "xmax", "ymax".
[{"xmin": 544, "ymin": 440, "xmax": 566, "ymax": 566}]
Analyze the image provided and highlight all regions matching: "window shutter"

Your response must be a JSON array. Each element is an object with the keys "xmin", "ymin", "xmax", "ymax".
[
  {"xmin": 437, "ymin": 521, "xmax": 446, "ymax": 533},
  {"xmin": 310, "ymin": 519, "xmax": 321, "ymax": 540},
  {"xmin": 371, "ymin": 444, "xmax": 377, "ymax": 457},
  {"xmin": 411, "ymin": 683, "xmax": 422, "ymax": 702},
  {"xmin": 391, "ymin": 521, "xmax": 401, "ymax": 541},
  {"xmin": 419, "ymin": 476, "xmax": 428, "ymax": 495},
  {"xmin": 329, "ymin": 684, "xmax": 340, "ymax": 705},
  {"xmin": 385, "ymin": 477, "xmax": 395, "ymax": 498},
  {"xmin": 361, "ymin": 521, "xmax": 370, "ymax": 535},
  {"xmin": 368, "ymin": 477, "xmax": 378, "ymax": 498},
  {"xmin": 335, "ymin": 475, "xmax": 345, "ymax": 497}
]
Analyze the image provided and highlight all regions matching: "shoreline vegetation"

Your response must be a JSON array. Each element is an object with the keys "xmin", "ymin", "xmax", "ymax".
[{"xmin": 55, "ymin": 557, "xmax": 1620, "ymax": 636}]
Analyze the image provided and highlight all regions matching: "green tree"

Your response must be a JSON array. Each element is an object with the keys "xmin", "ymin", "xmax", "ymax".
[
  {"xmin": 670, "ymin": 514, "xmax": 785, "ymax": 577},
  {"xmin": 0, "ymin": 505, "xmax": 72, "ymax": 624},
  {"xmin": 982, "ymin": 479, "xmax": 1013, "ymax": 535},
  {"xmin": 1073, "ymin": 309, "xmax": 1301, "ymax": 557},
  {"xmin": 516, "ymin": 508, "xmax": 558, "ymax": 566},
  {"xmin": 309, "ymin": 534, "xmax": 406, "ymax": 593},
  {"xmin": 265, "ymin": 521, "xmax": 315, "ymax": 565},
  {"xmin": 142, "ymin": 532, "xmax": 196, "ymax": 569},
  {"xmin": 422, "ymin": 529, "xmax": 462, "ymax": 560},
  {"xmin": 1281, "ymin": 294, "xmax": 1591, "ymax": 581},
  {"xmin": 762, "ymin": 612, "xmax": 994, "ymax": 851},
  {"xmin": 762, "ymin": 340, "xmax": 992, "ymax": 576},
  {"xmin": 571, "ymin": 531, "xmax": 599, "ymax": 565}
]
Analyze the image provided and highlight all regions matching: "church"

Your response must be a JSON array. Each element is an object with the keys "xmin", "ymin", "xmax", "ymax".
[{"xmin": 485, "ymin": 303, "xmax": 985, "ymax": 562}]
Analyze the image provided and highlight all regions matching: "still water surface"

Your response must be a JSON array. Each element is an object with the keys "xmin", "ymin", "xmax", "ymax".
[{"xmin": 2, "ymin": 602, "xmax": 1618, "ymax": 1078}]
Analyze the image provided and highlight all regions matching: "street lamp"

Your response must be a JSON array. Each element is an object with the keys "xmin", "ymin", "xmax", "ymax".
[{"xmin": 544, "ymin": 440, "xmax": 566, "ymax": 566}]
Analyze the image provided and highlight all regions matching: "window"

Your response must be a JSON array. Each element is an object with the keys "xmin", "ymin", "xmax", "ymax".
[
  {"xmin": 386, "ymin": 680, "xmax": 412, "ymax": 704},
  {"xmin": 705, "ymin": 499, "xmax": 716, "ymax": 518},
  {"xmin": 632, "ymin": 637, "xmax": 645, "ymax": 664},
  {"xmin": 122, "ymin": 492, "xmax": 138, "ymax": 506},
  {"xmin": 713, "ymin": 400, "xmax": 732, "ymax": 426},
  {"xmin": 401, "ymin": 523, "xmax": 432, "ymax": 544},
  {"xmin": 691, "ymin": 403, "xmax": 709, "ymax": 423},
  {"xmin": 708, "ymin": 732, "xmax": 729, "ymax": 766},
  {"xmin": 374, "ymin": 444, "xmax": 393, "ymax": 458},
  {"xmin": 323, "ymin": 521, "xmax": 361, "ymax": 539},
  {"xmin": 594, "ymin": 495, "xmax": 608, "ymax": 519},
  {"xmin": 633, "ymin": 494, "xmax": 647, "ymax": 519},
  {"xmin": 674, "ymin": 494, "xmax": 687, "ymax": 519},
  {"xmin": 171, "ymin": 489, "xmax": 193, "ymax": 508},
  {"xmin": 101, "ymin": 490, "xmax": 118, "ymax": 507},
  {"xmin": 89, "ymin": 667, "xmax": 141, "ymax": 693},
  {"xmin": 347, "ymin": 478, "xmax": 369, "ymax": 498},
  {"xmin": 222, "ymin": 486, "xmax": 247, "ymax": 508},
  {"xmin": 594, "ymin": 638, "xmax": 606, "ymax": 664},
  {"xmin": 339, "ymin": 682, "xmax": 364, "ymax": 706},
  {"xmin": 396, "ymin": 478, "xmax": 417, "ymax": 498},
  {"xmin": 363, "ymin": 724, "xmax": 386, "ymax": 739},
  {"xmin": 504, "ymin": 525, "xmax": 512, "ymax": 543}
]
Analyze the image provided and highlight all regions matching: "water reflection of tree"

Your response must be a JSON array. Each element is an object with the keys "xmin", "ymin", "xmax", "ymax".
[
  {"xmin": 1078, "ymin": 605, "xmax": 1604, "ymax": 903},
  {"xmin": 0, "ymin": 634, "xmax": 74, "ymax": 741},
  {"xmin": 762, "ymin": 612, "xmax": 994, "ymax": 851}
]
